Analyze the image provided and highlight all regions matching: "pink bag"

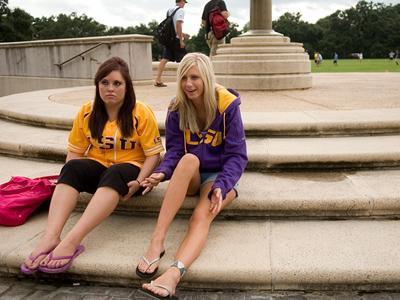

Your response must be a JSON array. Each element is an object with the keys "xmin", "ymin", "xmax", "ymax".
[{"xmin": 0, "ymin": 175, "xmax": 58, "ymax": 226}]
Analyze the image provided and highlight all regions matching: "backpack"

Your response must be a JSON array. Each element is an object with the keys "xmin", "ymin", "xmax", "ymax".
[
  {"xmin": 208, "ymin": 6, "xmax": 229, "ymax": 40},
  {"xmin": 0, "ymin": 175, "xmax": 58, "ymax": 226},
  {"xmin": 155, "ymin": 7, "xmax": 180, "ymax": 47}
]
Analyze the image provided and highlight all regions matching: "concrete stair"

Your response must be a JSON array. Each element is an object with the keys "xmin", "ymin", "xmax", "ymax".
[
  {"xmin": 1, "ymin": 81, "xmax": 400, "ymax": 292},
  {"xmin": 1, "ymin": 155, "xmax": 400, "ymax": 219},
  {"xmin": 1, "ymin": 118, "xmax": 400, "ymax": 170}
]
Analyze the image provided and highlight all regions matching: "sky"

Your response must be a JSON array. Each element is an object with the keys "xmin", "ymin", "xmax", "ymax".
[{"xmin": 8, "ymin": 0, "xmax": 400, "ymax": 36}]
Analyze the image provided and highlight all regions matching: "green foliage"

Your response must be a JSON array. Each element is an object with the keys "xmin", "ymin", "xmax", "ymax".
[
  {"xmin": 1, "ymin": 1, "xmax": 399, "ymax": 60},
  {"xmin": 315, "ymin": 1, "xmax": 400, "ymax": 58},
  {"xmin": 186, "ymin": 26, "xmax": 209, "ymax": 55},
  {"xmin": 0, "ymin": 0, "xmax": 8, "ymax": 14},
  {"xmin": 0, "ymin": 7, "xmax": 33, "ymax": 42},
  {"xmin": 226, "ymin": 22, "xmax": 243, "ymax": 43},
  {"xmin": 106, "ymin": 20, "xmax": 162, "ymax": 61},
  {"xmin": 33, "ymin": 13, "xmax": 106, "ymax": 40},
  {"xmin": 273, "ymin": 12, "xmax": 323, "ymax": 56}
]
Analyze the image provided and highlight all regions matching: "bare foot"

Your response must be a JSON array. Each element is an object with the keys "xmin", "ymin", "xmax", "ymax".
[
  {"xmin": 40, "ymin": 240, "xmax": 79, "ymax": 269},
  {"xmin": 137, "ymin": 239, "xmax": 165, "ymax": 275},
  {"xmin": 24, "ymin": 234, "xmax": 60, "ymax": 270},
  {"xmin": 142, "ymin": 267, "xmax": 181, "ymax": 297}
]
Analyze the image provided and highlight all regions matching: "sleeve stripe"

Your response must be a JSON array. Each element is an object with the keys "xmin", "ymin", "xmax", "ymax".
[
  {"xmin": 68, "ymin": 143, "xmax": 88, "ymax": 154},
  {"xmin": 144, "ymin": 145, "xmax": 164, "ymax": 156}
]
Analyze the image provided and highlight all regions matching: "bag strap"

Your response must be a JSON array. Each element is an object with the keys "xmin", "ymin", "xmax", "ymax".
[{"xmin": 167, "ymin": 7, "xmax": 181, "ymax": 18}]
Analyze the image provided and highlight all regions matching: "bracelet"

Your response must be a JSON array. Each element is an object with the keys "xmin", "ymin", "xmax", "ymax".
[{"xmin": 135, "ymin": 179, "xmax": 141, "ymax": 185}]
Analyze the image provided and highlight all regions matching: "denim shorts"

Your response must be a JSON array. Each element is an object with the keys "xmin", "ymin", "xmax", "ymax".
[
  {"xmin": 200, "ymin": 172, "xmax": 219, "ymax": 186},
  {"xmin": 200, "ymin": 172, "xmax": 239, "ymax": 198}
]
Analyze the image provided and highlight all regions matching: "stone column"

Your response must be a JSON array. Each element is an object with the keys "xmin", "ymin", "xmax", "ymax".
[
  {"xmin": 245, "ymin": 0, "xmax": 281, "ymax": 36},
  {"xmin": 213, "ymin": 0, "xmax": 312, "ymax": 90}
]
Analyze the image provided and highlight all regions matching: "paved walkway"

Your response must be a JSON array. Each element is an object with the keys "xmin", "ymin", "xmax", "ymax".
[
  {"xmin": 2, "ymin": 277, "xmax": 400, "ymax": 299},
  {"xmin": 50, "ymin": 73, "xmax": 400, "ymax": 112}
]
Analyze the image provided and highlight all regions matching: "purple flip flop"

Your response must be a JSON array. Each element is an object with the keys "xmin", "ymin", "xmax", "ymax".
[
  {"xmin": 20, "ymin": 249, "xmax": 54, "ymax": 275},
  {"xmin": 38, "ymin": 244, "xmax": 85, "ymax": 274}
]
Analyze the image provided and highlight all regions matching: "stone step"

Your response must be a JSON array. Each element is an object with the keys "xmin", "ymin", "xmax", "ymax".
[
  {"xmin": 212, "ymin": 53, "xmax": 310, "ymax": 61},
  {"xmin": 2, "ymin": 88, "xmax": 400, "ymax": 136},
  {"xmin": 219, "ymin": 42, "xmax": 305, "ymax": 48},
  {"xmin": 1, "ymin": 212, "xmax": 400, "ymax": 291},
  {"xmin": 217, "ymin": 46, "xmax": 307, "ymax": 55},
  {"xmin": 230, "ymin": 36, "xmax": 291, "ymax": 44},
  {"xmin": 213, "ymin": 59, "xmax": 311, "ymax": 75},
  {"xmin": 1, "ymin": 119, "xmax": 400, "ymax": 170},
  {"xmin": 2, "ymin": 155, "xmax": 400, "ymax": 219}
]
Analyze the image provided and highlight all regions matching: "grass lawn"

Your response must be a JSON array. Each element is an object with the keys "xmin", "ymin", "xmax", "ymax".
[{"xmin": 311, "ymin": 58, "xmax": 400, "ymax": 73}]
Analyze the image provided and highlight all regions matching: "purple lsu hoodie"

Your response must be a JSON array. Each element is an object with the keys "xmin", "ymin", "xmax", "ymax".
[{"xmin": 154, "ymin": 87, "xmax": 248, "ymax": 200}]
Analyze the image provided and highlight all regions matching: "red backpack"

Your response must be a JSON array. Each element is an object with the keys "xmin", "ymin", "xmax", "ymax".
[
  {"xmin": 208, "ymin": 6, "xmax": 229, "ymax": 40},
  {"xmin": 0, "ymin": 175, "xmax": 58, "ymax": 226}
]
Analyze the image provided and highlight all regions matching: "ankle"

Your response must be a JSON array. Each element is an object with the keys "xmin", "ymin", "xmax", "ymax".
[
  {"xmin": 166, "ymin": 266, "xmax": 183, "ymax": 284},
  {"xmin": 170, "ymin": 260, "xmax": 186, "ymax": 278},
  {"xmin": 41, "ymin": 232, "xmax": 60, "ymax": 243},
  {"xmin": 60, "ymin": 237, "xmax": 81, "ymax": 250},
  {"xmin": 150, "ymin": 235, "xmax": 165, "ymax": 247}
]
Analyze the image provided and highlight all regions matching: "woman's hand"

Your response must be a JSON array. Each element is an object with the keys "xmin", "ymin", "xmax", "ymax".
[
  {"xmin": 209, "ymin": 188, "xmax": 223, "ymax": 215},
  {"xmin": 140, "ymin": 173, "xmax": 165, "ymax": 195},
  {"xmin": 121, "ymin": 180, "xmax": 141, "ymax": 201}
]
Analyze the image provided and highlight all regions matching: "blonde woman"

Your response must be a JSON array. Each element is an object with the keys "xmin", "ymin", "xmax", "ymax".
[{"xmin": 137, "ymin": 52, "xmax": 248, "ymax": 298}]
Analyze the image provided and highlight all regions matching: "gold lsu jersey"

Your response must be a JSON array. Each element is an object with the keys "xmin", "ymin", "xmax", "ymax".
[{"xmin": 68, "ymin": 101, "xmax": 164, "ymax": 168}]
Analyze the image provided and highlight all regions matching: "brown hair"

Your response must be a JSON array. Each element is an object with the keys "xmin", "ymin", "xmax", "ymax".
[{"xmin": 89, "ymin": 57, "xmax": 136, "ymax": 139}]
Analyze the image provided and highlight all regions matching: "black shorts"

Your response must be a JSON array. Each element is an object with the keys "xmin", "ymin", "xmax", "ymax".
[
  {"xmin": 162, "ymin": 38, "xmax": 187, "ymax": 62},
  {"xmin": 57, "ymin": 159, "xmax": 143, "ymax": 196}
]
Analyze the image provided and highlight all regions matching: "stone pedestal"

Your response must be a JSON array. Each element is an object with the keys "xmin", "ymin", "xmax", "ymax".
[{"xmin": 214, "ymin": 0, "xmax": 312, "ymax": 90}]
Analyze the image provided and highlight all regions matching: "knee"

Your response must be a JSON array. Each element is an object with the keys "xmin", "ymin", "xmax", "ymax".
[
  {"xmin": 189, "ymin": 207, "xmax": 213, "ymax": 229},
  {"xmin": 176, "ymin": 154, "xmax": 200, "ymax": 173},
  {"xmin": 61, "ymin": 159, "xmax": 85, "ymax": 175}
]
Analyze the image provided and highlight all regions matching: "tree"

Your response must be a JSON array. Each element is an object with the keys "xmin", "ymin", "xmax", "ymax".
[
  {"xmin": 186, "ymin": 26, "xmax": 208, "ymax": 55},
  {"xmin": 0, "ymin": 0, "xmax": 8, "ymax": 14},
  {"xmin": 317, "ymin": 1, "xmax": 400, "ymax": 58},
  {"xmin": 0, "ymin": 7, "xmax": 33, "ymax": 42},
  {"xmin": 33, "ymin": 13, "xmax": 106, "ymax": 40},
  {"xmin": 109, "ymin": 20, "xmax": 163, "ymax": 61},
  {"xmin": 273, "ymin": 12, "xmax": 322, "ymax": 56}
]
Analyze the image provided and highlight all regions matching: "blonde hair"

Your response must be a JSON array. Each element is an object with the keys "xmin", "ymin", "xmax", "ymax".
[{"xmin": 172, "ymin": 52, "xmax": 217, "ymax": 133}]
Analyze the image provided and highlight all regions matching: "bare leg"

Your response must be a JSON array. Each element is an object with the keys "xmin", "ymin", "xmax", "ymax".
[
  {"xmin": 137, "ymin": 154, "xmax": 201, "ymax": 274},
  {"xmin": 155, "ymin": 59, "xmax": 169, "ymax": 84},
  {"xmin": 24, "ymin": 184, "xmax": 79, "ymax": 269},
  {"xmin": 142, "ymin": 182, "xmax": 237, "ymax": 297},
  {"xmin": 40, "ymin": 186, "xmax": 120, "ymax": 268}
]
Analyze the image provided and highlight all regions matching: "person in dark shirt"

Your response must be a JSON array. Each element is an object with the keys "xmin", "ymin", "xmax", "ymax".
[{"xmin": 201, "ymin": 0, "xmax": 229, "ymax": 57}]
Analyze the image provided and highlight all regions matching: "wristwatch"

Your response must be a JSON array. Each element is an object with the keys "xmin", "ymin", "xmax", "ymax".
[{"xmin": 171, "ymin": 260, "xmax": 186, "ymax": 277}]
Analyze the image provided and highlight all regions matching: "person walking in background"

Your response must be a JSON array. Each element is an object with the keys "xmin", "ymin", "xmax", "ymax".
[
  {"xmin": 389, "ymin": 51, "xmax": 395, "ymax": 60},
  {"xmin": 333, "ymin": 52, "xmax": 339, "ymax": 66},
  {"xmin": 21, "ymin": 57, "xmax": 163, "ymax": 275},
  {"xmin": 314, "ymin": 52, "xmax": 320, "ymax": 67},
  {"xmin": 358, "ymin": 52, "xmax": 363, "ymax": 62},
  {"xmin": 137, "ymin": 53, "xmax": 248, "ymax": 298},
  {"xmin": 395, "ymin": 50, "xmax": 400, "ymax": 66},
  {"xmin": 202, "ymin": 0, "xmax": 230, "ymax": 57},
  {"xmin": 154, "ymin": 0, "xmax": 188, "ymax": 87}
]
